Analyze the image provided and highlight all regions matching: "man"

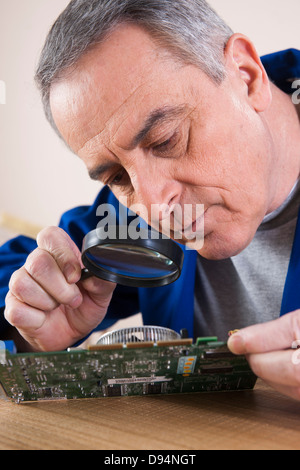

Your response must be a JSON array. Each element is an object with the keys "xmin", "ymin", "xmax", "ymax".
[{"xmin": 1, "ymin": 0, "xmax": 300, "ymax": 400}]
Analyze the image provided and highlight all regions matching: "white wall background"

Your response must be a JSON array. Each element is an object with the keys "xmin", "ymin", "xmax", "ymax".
[{"xmin": 0, "ymin": 0, "xmax": 299, "ymax": 230}]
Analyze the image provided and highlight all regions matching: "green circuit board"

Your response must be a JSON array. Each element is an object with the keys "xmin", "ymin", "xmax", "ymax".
[{"xmin": 0, "ymin": 337, "xmax": 257, "ymax": 404}]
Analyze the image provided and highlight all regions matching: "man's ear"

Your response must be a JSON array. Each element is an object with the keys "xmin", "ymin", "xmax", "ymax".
[{"xmin": 224, "ymin": 33, "xmax": 272, "ymax": 112}]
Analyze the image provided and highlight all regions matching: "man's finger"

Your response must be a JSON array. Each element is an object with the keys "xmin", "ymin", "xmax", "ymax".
[
  {"xmin": 228, "ymin": 310, "xmax": 300, "ymax": 355},
  {"xmin": 5, "ymin": 291, "xmax": 47, "ymax": 331},
  {"xmin": 24, "ymin": 248, "xmax": 82, "ymax": 309},
  {"xmin": 263, "ymin": 380, "xmax": 300, "ymax": 402},
  {"xmin": 80, "ymin": 275, "xmax": 116, "ymax": 304},
  {"xmin": 37, "ymin": 226, "xmax": 82, "ymax": 284},
  {"xmin": 247, "ymin": 349, "xmax": 300, "ymax": 388},
  {"xmin": 9, "ymin": 267, "xmax": 59, "ymax": 312}
]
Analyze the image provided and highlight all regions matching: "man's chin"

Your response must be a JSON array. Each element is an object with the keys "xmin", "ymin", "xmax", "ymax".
[{"xmin": 195, "ymin": 232, "xmax": 251, "ymax": 260}]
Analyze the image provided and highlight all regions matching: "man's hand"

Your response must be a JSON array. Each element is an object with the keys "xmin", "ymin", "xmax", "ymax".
[
  {"xmin": 4, "ymin": 227, "xmax": 116, "ymax": 352},
  {"xmin": 228, "ymin": 310, "xmax": 300, "ymax": 401}
]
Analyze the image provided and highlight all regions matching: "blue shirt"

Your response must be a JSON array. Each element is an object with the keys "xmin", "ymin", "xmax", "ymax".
[{"xmin": 0, "ymin": 49, "xmax": 300, "ymax": 339}]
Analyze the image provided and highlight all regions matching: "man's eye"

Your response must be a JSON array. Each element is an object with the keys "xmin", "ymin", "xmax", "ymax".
[
  {"xmin": 151, "ymin": 129, "xmax": 183, "ymax": 157},
  {"xmin": 108, "ymin": 169, "xmax": 129, "ymax": 187},
  {"xmin": 153, "ymin": 136, "xmax": 174, "ymax": 151}
]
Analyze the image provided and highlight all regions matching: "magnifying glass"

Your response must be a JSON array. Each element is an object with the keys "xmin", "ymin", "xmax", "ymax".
[{"xmin": 81, "ymin": 226, "xmax": 184, "ymax": 288}]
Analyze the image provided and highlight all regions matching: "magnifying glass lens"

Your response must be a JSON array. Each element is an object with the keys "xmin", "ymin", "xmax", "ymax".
[
  {"xmin": 85, "ymin": 244, "xmax": 177, "ymax": 279},
  {"xmin": 81, "ymin": 227, "xmax": 184, "ymax": 288}
]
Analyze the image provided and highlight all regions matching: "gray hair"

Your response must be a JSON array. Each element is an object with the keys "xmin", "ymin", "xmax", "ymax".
[{"xmin": 35, "ymin": 0, "xmax": 233, "ymax": 134}]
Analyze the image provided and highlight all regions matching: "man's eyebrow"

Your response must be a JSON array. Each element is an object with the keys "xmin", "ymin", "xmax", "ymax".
[
  {"xmin": 88, "ymin": 162, "xmax": 115, "ymax": 181},
  {"xmin": 88, "ymin": 105, "xmax": 189, "ymax": 180},
  {"xmin": 130, "ymin": 105, "xmax": 188, "ymax": 148}
]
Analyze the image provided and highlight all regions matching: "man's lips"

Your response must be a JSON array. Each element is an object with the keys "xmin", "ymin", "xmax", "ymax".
[
  {"xmin": 168, "ymin": 208, "xmax": 207, "ymax": 241},
  {"xmin": 155, "ymin": 203, "xmax": 209, "ymax": 242},
  {"xmin": 183, "ymin": 209, "xmax": 206, "ymax": 236}
]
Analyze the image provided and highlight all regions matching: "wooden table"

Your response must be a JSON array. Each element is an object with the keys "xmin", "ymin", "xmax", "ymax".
[{"xmin": 0, "ymin": 379, "xmax": 299, "ymax": 450}]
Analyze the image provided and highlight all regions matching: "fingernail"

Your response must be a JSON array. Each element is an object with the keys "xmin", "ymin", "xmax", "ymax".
[{"xmin": 228, "ymin": 333, "xmax": 246, "ymax": 355}]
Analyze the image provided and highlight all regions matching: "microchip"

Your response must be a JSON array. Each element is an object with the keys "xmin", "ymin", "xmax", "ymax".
[
  {"xmin": 146, "ymin": 383, "xmax": 162, "ymax": 395},
  {"xmin": 177, "ymin": 356, "xmax": 197, "ymax": 375},
  {"xmin": 42, "ymin": 388, "xmax": 52, "ymax": 398},
  {"xmin": 107, "ymin": 385, "xmax": 122, "ymax": 397}
]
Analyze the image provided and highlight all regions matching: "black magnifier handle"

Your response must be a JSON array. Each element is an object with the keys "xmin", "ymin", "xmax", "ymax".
[
  {"xmin": 80, "ymin": 268, "xmax": 93, "ymax": 282},
  {"xmin": 80, "ymin": 267, "xmax": 119, "ymax": 284}
]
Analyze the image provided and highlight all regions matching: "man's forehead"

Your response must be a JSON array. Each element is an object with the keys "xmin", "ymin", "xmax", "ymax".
[{"xmin": 50, "ymin": 24, "xmax": 187, "ymax": 153}]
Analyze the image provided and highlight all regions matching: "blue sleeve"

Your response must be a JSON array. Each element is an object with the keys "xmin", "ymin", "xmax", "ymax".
[
  {"xmin": 0, "ymin": 236, "xmax": 38, "ymax": 334},
  {"xmin": 0, "ymin": 186, "xmax": 140, "ymax": 336}
]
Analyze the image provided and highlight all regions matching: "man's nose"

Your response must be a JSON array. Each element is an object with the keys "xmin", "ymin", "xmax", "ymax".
[{"xmin": 132, "ymin": 166, "xmax": 182, "ymax": 223}]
